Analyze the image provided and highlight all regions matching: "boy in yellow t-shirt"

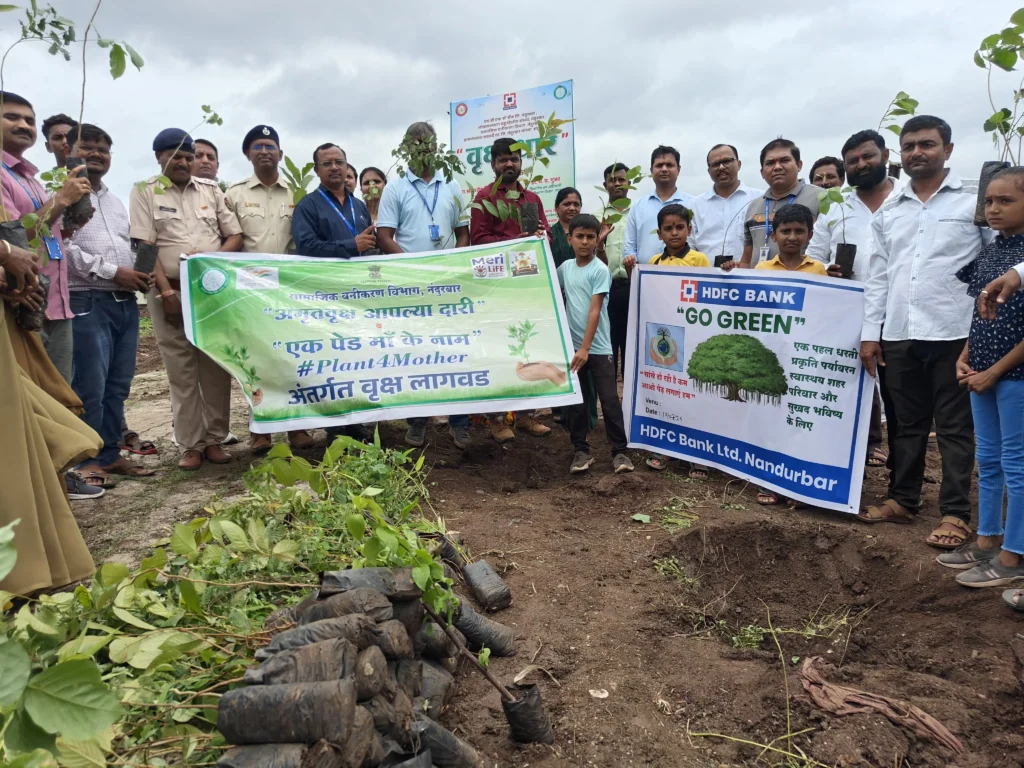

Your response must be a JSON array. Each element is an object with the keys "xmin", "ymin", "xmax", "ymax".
[
  {"xmin": 649, "ymin": 204, "xmax": 710, "ymax": 267},
  {"xmin": 753, "ymin": 203, "xmax": 832, "ymax": 276},
  {"xmin": 641, "ymin": 203, "xmax": 712, "ymax": 477}
]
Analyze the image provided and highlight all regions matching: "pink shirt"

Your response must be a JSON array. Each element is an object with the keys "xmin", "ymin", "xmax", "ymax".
[{"xmin": 1, "ymin": 151, "xmax": 71, "ymax": 321}]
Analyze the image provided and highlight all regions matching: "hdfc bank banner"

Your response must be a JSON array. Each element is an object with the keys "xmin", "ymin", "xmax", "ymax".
[{"xmin": 623, "ymin": 266, "xmax": 872, "ymax": 513}]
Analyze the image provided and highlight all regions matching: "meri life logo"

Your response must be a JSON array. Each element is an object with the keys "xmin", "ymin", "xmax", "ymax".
[{"xmin": 677, "ymin": 278, "xmax": 806, "ymax": 311}]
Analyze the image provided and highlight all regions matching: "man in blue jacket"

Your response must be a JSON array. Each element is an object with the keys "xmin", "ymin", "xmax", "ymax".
[{"xmin": 292, "ymin": 143, "xmax": 375, "ymax": 257}]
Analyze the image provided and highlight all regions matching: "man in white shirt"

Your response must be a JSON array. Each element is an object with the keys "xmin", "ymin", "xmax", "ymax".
[
  {"xmin": 808, "ymin": 129, "xmax": 902, "ymax": 470},
  {"xmin": 691, "ymin": 144, "xmax": 761, "ymax": 263},
  {"xmin": 623, "ymin": 146, "xmax": 692, "ymax": 268},
  {"xmin": 859, "ymin": 115, "xmax": 995, "ymax": 547}
]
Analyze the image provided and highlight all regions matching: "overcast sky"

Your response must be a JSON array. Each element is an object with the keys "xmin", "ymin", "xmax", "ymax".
[{"xmin": 3, "ymin": 0, "xmax": 1019, "ymax": 205}]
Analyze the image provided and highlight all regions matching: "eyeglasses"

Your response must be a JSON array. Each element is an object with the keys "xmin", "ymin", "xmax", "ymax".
[
  {"xmin": 318, "ymin": 159, "xmax": 347, "ymax": 168},
  {"xmin": 75, "ymin": 146, "xmax": 111, "ymax": 157},
  {"xmin": 250, "ymin": 143, "xmax": 278, "ymax": 152},
  {"xmin": 708, "ymin": 158, "xmax": 736, "ymax": 169}
]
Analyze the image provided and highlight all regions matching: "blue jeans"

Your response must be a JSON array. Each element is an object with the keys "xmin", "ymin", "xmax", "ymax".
[
  {"xmin": 408, "ymin": 415, "xmax": 469, "ymax": 429},
  {"xmin": 971, "ymin": 379, "xmax": 1024, "ymax": 556},
  {"xmin": 70, "ymin": 291, "xmax": 139, "ymax": 466}
]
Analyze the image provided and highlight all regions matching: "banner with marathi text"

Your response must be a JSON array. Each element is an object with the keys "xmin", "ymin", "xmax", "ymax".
[
  {"xmin": 623, "ymin": 266, "xmax": 872, "ymax": 513},
  {"xmin": 450, "ymin": 80, "xmax": 575, "ymax": 223},
  {"xmin": 181, "ymin": 238, "xmax": 582, "ymax": 433}
]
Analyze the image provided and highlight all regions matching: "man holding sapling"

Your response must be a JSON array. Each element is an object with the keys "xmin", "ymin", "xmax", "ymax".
[
  {"xmin": 226, "ymin": 124, "xmax": 314, "ymax": 455},
  {"xmin": 594, "ymin": 163, "xmax": 632, "ymax": 378},
  {"xmin": 737, "ymin": 138, "xmax": 823, "ymax": 267},
  {"xmin": 622, "ymin": 145, "xmax": 692, "ymax": 268},
  {"xmin": 556, "ymin": 213, "xmax": 633, "ymax": 475},
  {"xmin": 1, "ymin": 91, "xmax": 92, "ymax": 384},
  {"xmin": 807, "ymin": 129, "xmax": 903, "ymax": 472},
  {"xmin": 468, "ymin": 137, "xmax": 552, "ymax": 442},
  {"xmin": 129, "ymin": 128, "xmax": 243, "ymax": 471},
  {"xmin": 376, "ymin": 121, "xmax": 472, "ymax": 450},
  {"xmin": 63, "ymin": 123, "xmax": 156, "ymax": 484},
  {"xmin": 858, "ymin": 115, "xmax": 993, "ymax": 549},
  {"xmin": 690, "ymin": 144, "xmax": 761, "ymax": 265}
]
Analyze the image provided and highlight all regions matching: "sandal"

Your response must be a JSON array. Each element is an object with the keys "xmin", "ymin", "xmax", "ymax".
[
  {"xmin": 101, "ymin": 457, "xmax": 157, "ymax": 478},
  {"xmin": 1002, "ymin": 589, "xmax": 1024, "ymax": 611},
  {"xmin": 646, "ymin": 454, "xmax": 673, "ymax": 471},
  {"xmin": 865, "ymin": 447, "xmax": 887, "ymax": 467},
  {"xmin": 858, "ymin": 498, "xmax": 913, "ymax": 524},
  {"xmin": 757, "ymin": 490, "xmax": 781, "ymax": 506},
  {"xmin": 120, "ymin": 431, "xmax": 158, "ymax": 456},
  {"xmin": 926, "ymin": 516, "xmax": 972, "ymax": 550},
  {"xmin": 688, "ymin": 464, "xmax": 709, "ymax": 480},
  {"xmin": 71, "ymin": 467, "xmax": 116, "ymax": 489}
]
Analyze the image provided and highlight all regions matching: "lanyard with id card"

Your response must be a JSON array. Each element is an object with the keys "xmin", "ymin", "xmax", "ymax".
[
  {"xmin": 318, "ymin": 188, "xmax": 358, "ymax": 237},
  {"xmin": 412, "ymin": 180, "xmax": 442, "ymax": 246},
  {"xmin": 759, "ymin": 184, "xmax": 802, "ymax": 263},
  {"xmin": 2, "ymin": 163, "xmax": 63, "ymax": 261}
]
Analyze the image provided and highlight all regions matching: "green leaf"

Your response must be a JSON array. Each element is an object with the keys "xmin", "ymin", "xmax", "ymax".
[
  {"xmin": 477, "ymin": 647, "xmax": 491, "ymax": 668},
  {"xmin": 55, "ymin": 737, "xmax": 106, "ymax": 768},
  {"xmin": 266, "ymin": 442, "xmax": 293, "ymax": 459},
  {"xmin": 885, "ymin": 124, "xmax": 902, "ymax": 135},
  {"xmin": 96, "ymin": 562, "xmax": 128, "ymax": 588},
  {"xmin": 108, "ymin": 44, "xmax": 126, "ymax": 79},
  {"xmin": 992, "ymin": 47, "xmax": 1019, "ymax": 71},
  {"xmin": 361, "ymin": 537, "xmax": 383, "ymax": 566},
  {"xmin": 247, "ymin": 517, "xmax": 270, "ymax": 554},
  {"xmin": 0, "ymin": 635, "xmax": 32, "ymax": 706},
  {"xmin": 111, "ymin": 607, "xmax": 157, "ymax": 631},
  {"xmin": 4, "ymin": 710, "xmax": 57, "ymax": 756},
  {"xmin": 170, "ymin": 524, "xmax": 198, "ymax": 558},
  {"xmin": 177, "ymin": 579, "xmax": 203, "ymax": 615},
  {"xmin": 17, "ymin": 604, "xmax": 59, "ymax": 635},
  {"xmin": 0, "ymin": 4, "xmax": 20, "ymax": 10},
  {"xmin": 411, "ymin": 564, "xmax": 430, "ymax": 591},
  {"xmin": 219, "ymin": 520, "xmax": 250, "ymax": 552},
  {"xmin": 23, "ymin": 659, "xmax": 122, "ymax": 741},
  {"xmin": 346, "ymin": 514, "xmax": 366, "ymax": 540},
  {"xmin": 272, "ymin": 539, "xmax": 300, "ymax": 560},
  {"xmin": 95, "ymin": 37, "xmax": 112, "ymax": 48},
  {"xmin": 981, "ymin": 32, "xmax": 1002, "ymax": 49},
  {"xmin": 124, "ymin": 43, "xmax": 144, "ymax": 70},
  {"xmin": 0, "ymin": 517, "xmax": 20, "ymax": 581},
  {"xmin": 5, "ymin": 750, "xmax": 59, "ymax": 768},
  {"xmin": 56, "ymin": 632, "xmax": 115, "ymax": 662},
  {"xmin": 611, "ymin": 198, "xmax": 631, "ymax": 210},
  {"xmin": 481, "ymin": 199, "xmax": 499, "ymax": 218},
  {"xmin": 631, "ymin": 513, "xmax": 651, "ymax": 524},
  {"xmin": 508, "ymin": 142, "xmax": 527, "ymax": 153},
  {"xmin": 1012, "ymin": 8, "xmax": 1024, "ymax": 24}
]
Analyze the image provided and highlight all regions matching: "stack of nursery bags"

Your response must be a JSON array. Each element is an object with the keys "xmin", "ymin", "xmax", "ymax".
[{"xmin": 215, "ymin": 567, "xmax": 515, "ymax": 768}]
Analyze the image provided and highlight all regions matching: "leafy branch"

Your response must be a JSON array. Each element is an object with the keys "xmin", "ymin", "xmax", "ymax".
[
  {"xmin": 592, "ymin": 163, "xmax": 644, "ymax": 227},
  {"xmin": 391, "ymin": 131, "xmax": 463, "ymax": 184},
  {"xmin": 975, "ymin": 8, "xmax": 1024, "ymax": 162},
  {"xmin": 281, "ymin": 156, "xmax": 315, "ymax": 205}
]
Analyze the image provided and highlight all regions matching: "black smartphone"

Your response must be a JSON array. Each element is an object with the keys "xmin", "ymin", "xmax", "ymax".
[
  {"xmin": 714, "ymin": 254, "xmax": 731, "ymax": 268},
  {"xmin": 835, "ymin": 243, "xmax": 857, "ymax": 279}
]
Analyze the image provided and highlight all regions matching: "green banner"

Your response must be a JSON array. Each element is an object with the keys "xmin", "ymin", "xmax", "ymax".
[{"xmin": 181, "ymin": 238, "xmax": 582, "ymax": 432}]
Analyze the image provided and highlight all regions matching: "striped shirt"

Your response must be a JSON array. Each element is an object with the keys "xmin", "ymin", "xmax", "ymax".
[{"xmin": 65, "ymin": 183, "xmax": 135, "ymax": 292}]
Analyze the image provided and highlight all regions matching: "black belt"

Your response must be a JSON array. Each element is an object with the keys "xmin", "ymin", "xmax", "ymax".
[{"xmin": 73, "ymin": 289, "xmax": 137, "ymax": 302}]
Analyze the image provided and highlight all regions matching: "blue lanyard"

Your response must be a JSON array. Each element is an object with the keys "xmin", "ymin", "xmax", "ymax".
[
  {"xmin": 2, "ymin": 162, "xmax": 42, "ymax": 209},
  {"xmin": 318, "ymin": 188, "xmax": 358, "ymax": 237},
  {"xmin": 764, "ymin": 183, "xmax": 803, "ymax": 239},
  {"xmin": 411, "ymin": 179, "xmax": 441, "ymax": 222}
]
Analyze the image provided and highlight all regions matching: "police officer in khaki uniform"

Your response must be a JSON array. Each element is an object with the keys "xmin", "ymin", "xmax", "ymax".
[
  {"xmin": 129, "ymin": 128, "xmax": 243, "ymax": 470},
  {"xmin": 225, "ymin": 125, "xmax": 313, "ymax": 453}
]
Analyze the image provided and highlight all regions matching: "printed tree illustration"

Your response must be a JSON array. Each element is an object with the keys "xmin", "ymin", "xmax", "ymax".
[
  {"xmin": 224, "ymin": 344, "xmax": 263, "ymax": 405},
  {"xmin": 508, "ymin": 320, "xmax": 539, "ymax": 364},
  {"xmin": 686, "ymin": 334, "xmax": 788, "ymax": 405}
]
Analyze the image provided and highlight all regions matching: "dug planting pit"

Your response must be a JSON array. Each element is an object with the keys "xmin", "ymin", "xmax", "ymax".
[{"xmin": 657, "ymin": 519, "xmax": 1024, "ymax": 767}]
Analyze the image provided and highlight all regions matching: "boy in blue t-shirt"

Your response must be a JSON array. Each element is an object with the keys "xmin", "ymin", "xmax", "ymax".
[{"xmin": 556, "ymin": 214, "xmax": 634, "ymax": 475}]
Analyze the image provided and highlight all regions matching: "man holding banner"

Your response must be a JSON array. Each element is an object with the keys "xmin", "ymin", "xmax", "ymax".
[{"xmin": 376, "ymin": 121, "xmax": 472, "ymax": 449}]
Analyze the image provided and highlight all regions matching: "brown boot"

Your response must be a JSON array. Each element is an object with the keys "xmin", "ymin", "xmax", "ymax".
[
  {"xmin": 178, "ymin": 449, "xmax": 203, "ymax": 470},
  {"xmin": 251, "ymin": 434, "xmax": 273, "ymax": 454},
  {"xmin": 489, "ymin": 421, "xmax": 515, "ymax": 443},
  {"xmin": 288, "ymin": 430, "xmax": 314, "ymax": 449},
  {"xmin": 518, "ymin": 415, "xmax": 551, "ymax": 437},
  {"xmin": 204, "ymin": 444, "xmax": 233, "ymax": 465}
]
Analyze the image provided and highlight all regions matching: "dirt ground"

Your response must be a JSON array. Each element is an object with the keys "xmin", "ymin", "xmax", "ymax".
[{"xmin": 74, "ymin": 337, "xmax": 1024, "ymax": 767}]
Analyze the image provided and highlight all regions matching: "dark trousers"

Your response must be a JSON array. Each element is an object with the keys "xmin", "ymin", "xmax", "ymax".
[
  {"xmin": 70, "ymin": 291, "xmax": 139, "ymax": 467},
  {"xmin": 569, "ymin": 353, "xmax": 628, "ymax": 456},
  {"xmin": 882, "ymin": 338, "xmax": 974, "ymax": 522},
  {"xmin": 608, "ymin": 279, "xmax": 630, "ymax": 378},
  {"xmin": 408, "ymin": 414, "xmax": 469, "ymax": 429}
]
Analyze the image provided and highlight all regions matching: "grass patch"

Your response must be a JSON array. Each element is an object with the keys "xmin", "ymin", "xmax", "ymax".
[
  {"xmin": 139, "ymin": 313, "xmax": 154, "ymax": 338},
  {"xmin": 659, "ymin": 497, "xmax": 699, "ymax": 533},
  {"xmin": 653, "ymin": 556, "xmax": 700, "ymax": 591}
]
